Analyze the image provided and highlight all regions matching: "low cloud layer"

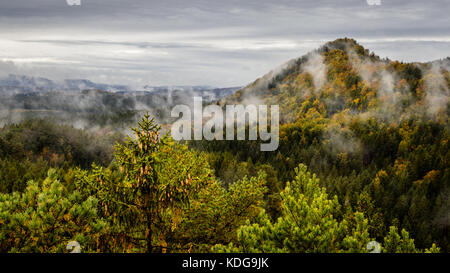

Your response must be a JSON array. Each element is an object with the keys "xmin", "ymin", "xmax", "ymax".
[{"xmin": 0, "ymin": 0, "xmax": 449, "ymax": 87}]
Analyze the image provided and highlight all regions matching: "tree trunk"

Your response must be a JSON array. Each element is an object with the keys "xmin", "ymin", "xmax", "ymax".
[{"xmin": 146, "ymin": 210, "xmax": 152, "ymax": 253}]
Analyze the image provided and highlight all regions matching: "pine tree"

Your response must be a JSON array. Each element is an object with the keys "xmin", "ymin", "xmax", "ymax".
[
  {"xmin": 76, "ymin": 113, "xmax": 212, "ymax": 252},
  {"xmin": 213, "ymin": 164, "xmax": 439, "ymax": 253},
  {"xmin": 0, "ymin": 169, "xmax": 106, "ymax": 252}
]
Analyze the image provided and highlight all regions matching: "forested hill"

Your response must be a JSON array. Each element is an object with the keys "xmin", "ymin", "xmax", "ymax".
[
  {"xmin": 220, "ymin": 38, "xmax": 449, "ymax": 124},
  {"xmin": 195, "ymin": 38, "xmax": 450, "ymax": 250}
]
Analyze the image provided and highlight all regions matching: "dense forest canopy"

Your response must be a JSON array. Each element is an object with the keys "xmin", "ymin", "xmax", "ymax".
[
  {"xmin": 193, "ymin": 38, "xmax": 449, "ymax": 251},
  {"xmin": 0, "ymin": 38, "xmax": 448, "ymax": 252},
  {"xmin": 0, "ymin": 86, "xmax": 239, "ymax": 130}
]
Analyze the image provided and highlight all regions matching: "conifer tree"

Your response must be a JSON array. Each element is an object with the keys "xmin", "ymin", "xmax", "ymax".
[
  {"xmin": 0, "ymin": 170, "xmax": 106, "ymax": 253},
  {"xmin": 213, "ymin": 164, "xmax": 440, "ymax": 253},
  {"xmin": 76, "ymin": 113, "xmax": 211, "ymax": 252}
]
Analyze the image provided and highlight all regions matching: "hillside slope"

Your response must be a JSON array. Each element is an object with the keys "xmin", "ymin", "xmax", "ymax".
[
  {"xmin": 221, "ymin": 38, "xmax": 449, "ymax": 123},
  {"xmin": 198, "ymin": 38, "xmax": 449, "ymax": 250}
]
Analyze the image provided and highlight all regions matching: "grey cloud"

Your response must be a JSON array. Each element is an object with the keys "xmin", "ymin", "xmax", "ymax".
[{"xmin": 0, "ymin": 0, "xmax": 449, "ymax": 86}]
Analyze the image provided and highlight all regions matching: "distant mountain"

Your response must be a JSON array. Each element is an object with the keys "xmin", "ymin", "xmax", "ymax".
[
  {"xmin": 219, "ymin": 38, "xmax": 449, "ymax": 123},
  {"xmin": 0, "ymin": 75, "xmax": 59, "ymax": 94},
  {"xmin": 0, "ymin": 74, "xmax": 129, "ymax": 94},
  {"xmin": 63, "ymin": 79, "xmax": 129, "ymax": 93},
  {"xmin": 0, "ymin": 74, "xmax": 241, "ymax": 102},
  {"xmin": 118, "ymin": 86, "xmax": 240, "ymax": 102},
  {"xmin": 0, "ymin": 74, "xmax": 240, "ymax": 127}
]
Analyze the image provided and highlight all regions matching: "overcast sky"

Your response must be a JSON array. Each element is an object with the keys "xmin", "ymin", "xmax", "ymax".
[{"xmin": 0, "ymin": 0, "xmax": 449, "ymax": 88}]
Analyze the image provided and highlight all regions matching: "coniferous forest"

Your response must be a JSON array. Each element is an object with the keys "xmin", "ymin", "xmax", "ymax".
[{"xmin": 0, "ymin": 39, "xmax": 448, "ymax": 253}]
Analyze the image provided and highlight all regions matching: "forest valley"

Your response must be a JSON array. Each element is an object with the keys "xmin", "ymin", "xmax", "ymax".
[{"xmin": 0, "ymin": 38, "xmax": 448, "ymax": 253}]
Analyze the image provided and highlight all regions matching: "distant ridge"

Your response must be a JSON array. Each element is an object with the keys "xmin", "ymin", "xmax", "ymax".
[{"xmin": 0, "ymin": 74, "xmax": 241, "ymax": 99}]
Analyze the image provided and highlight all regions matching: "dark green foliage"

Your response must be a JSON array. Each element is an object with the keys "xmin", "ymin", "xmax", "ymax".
[
  {"xmin": 0, "ymin": 119, "xmax": 122, "ymax": 168},
  {"xmin": 0, "ymin": 169, "xmax": 107, "ymax": 253},
  {"xmin": 213, "ymin": 164, "xmax": 439, "ymax": 253},
  {"xmin": 193, "ymin": 39, "xmax": 449, "ymax": 251},
  {"xmin": 0, "ymin": 119, "xmax": 123, "ymax": 193}
]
